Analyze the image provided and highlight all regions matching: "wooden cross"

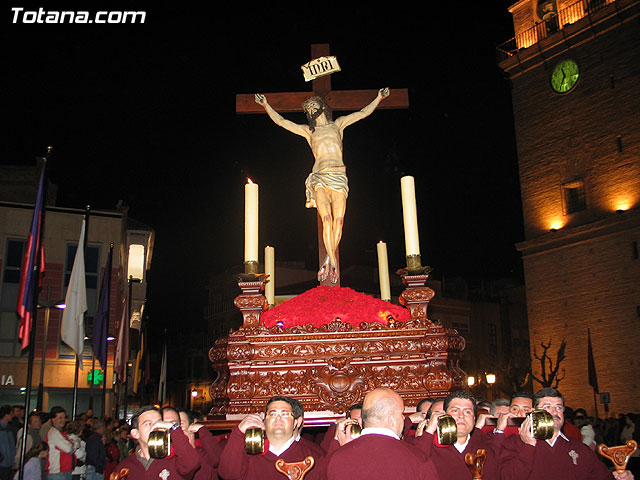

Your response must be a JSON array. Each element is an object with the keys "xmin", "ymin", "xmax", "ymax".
[{"xmin": 236, "ymin": 44, "xmax": 410, "ymax": 286}]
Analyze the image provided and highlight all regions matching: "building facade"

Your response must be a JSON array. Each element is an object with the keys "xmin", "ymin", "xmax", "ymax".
[
  {"xmin": 499, "ymin": 0, "xmax": 640, "ymax": 415},
  {"xmin": 0, "ymin": 162, "xmax": 154, "ymax": 417}
]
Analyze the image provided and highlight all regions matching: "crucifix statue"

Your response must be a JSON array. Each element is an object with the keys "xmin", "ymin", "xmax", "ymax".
[
  {"xmin": 255, "ymin": 88, "xmax": 389, "ymax": 284},
  {"xmin": 236, "ymin": 44, "xmax": 409, "ymax": 286}
]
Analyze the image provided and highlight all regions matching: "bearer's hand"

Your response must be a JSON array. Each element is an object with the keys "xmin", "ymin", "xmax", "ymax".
[
  {"xmin": 425, "ymin": 411, "xmax": 444, "ymax": 435},
  {"xmin": 409, "ymin": 412, "xmax": 427, "ymax": 424},
  {"xmin": 496, "ymin": 412, "xmax": 514, "ymax": 431},
  {"xmin": 612, "ymin": 471, "xmax": 634, "ymax": 480},
  {"xmin": 255, "ymin": 93, "xmax": 267, "ymax": 105},
  {"xmin": 187, "ymin": 423, "xmax": 205, "ymax": 433},
  {"xmin": 475, "ymin": 413, "xmax": 491, "ymax": 429},
  {"xmin": 237, "ymin": 413, "xmax": 265, "ymax": 434},
  {"xmin": 334, "ymin": 418, "xmax": 356, "ymax": 446},
  {"xmin": 519, "ymin": 415, "xmax": 537, "ymax": 447},
  {"xmin": 153, "ymin": 421, "xmax": 178, "ymax": 431}
]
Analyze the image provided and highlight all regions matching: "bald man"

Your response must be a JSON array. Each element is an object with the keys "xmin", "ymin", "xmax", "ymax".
[{"xmin": 325, "ymin": 388, "xmax": 440, "ymax": 480}]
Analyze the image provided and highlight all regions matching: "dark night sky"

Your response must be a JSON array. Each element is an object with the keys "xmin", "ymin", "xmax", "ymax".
[{"xmin": 3, "ymin": 2, "xmax": 523, "ymax": 340}]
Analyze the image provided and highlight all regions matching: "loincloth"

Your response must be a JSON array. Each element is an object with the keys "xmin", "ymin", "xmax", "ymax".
[{"xmin": 304, "ymin": 167, "xmax": 348, "ymax": 208}]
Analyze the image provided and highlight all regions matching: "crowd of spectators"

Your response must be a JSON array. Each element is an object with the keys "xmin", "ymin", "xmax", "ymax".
[
  {"xmin": 2, "ymin": 390, "xmax": 638, "ymax": 480},
  {"xmin": 0, "ymin": 405, "xmax": 132, "ymax": 480}
]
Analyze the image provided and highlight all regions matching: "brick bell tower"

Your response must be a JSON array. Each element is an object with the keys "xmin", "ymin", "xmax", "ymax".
[{"xmin": 497, "ymin": 0, "xmax": 640, "ymax": 416}]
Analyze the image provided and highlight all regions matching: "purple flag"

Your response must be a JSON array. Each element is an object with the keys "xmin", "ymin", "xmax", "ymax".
[
  {"xmin": 93, "ymin": 246, "xmax": 112, "ymax": 370},
  {"xmin": 16, "ymin": 165, "xmax": 46, "ymax": 350}
]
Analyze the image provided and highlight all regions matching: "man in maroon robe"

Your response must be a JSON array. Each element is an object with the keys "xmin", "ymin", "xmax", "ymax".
[
  {"xmin": 113, "ymin": 405, "xmax": 199, "ymax": 480},
  {"xmin": 217, "ymin": 395, "xmax": 325, "ymax": 480},
  {"xmin": 411, "ymin": 391, "xmax": 508, "ymax": 480},
  {"xmin": 325, "ymin": 388, "xmax": 440, "ymax": 479},
  {"xmin": 161, "ymin": 408, "xmax": 222, "ymax": 480},
  {"xmin": 499, "ymin": 387, "xmax": 634, "ymax": 480},
  {"xmin": 318, "ymin": 403, "xmax": 362, "ymax": 453}
]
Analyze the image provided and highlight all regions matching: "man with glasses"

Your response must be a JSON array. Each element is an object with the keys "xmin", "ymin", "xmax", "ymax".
[
  {"xmin": 218, "ymin": 395, "xmax": 325, "ymax": 479},
  {"xmin": 500, "ymin": 387, "xmax": 634, "ymax": 479}
]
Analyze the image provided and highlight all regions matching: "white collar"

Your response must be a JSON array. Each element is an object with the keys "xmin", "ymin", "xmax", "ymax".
[
  {"xmin": 361, "ymin": 427, "xmax": 400, "ymax": 440},
  {"xmin": 454, "ymin": 435, "xmax": 471, "ymax": 453},
  {"xmin": 546, "ymin": 430, "xmax": 569, "ymax": 447},
  {"xmin": 268, "ymin": 434, "xmax": 296, "ymax": 456}
]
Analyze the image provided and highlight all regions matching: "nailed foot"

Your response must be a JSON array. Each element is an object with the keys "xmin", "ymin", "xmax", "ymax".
[{"xmin": 318, "ymin": 256, "xmax": 331, "ymax": 283}]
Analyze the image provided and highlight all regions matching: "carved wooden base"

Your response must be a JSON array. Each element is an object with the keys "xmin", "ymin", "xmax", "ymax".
[
  {"xmin": 209, "ymin": 271, "xmax": 465, "ymax": 417},
  {"xmin": 398, "ymin": 274, "xmax": 435, "ymax": 322},
  {"xmin": 209, "ymin": 317, "xmax": 465, "ymax": 415},
  {"xmin": 234, "ymin": 280, "xmax": 269, "ymax": 327}
]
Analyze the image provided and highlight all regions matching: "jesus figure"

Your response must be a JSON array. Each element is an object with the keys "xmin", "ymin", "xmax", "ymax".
[{"xmin": 255, "ymin": 87, "xmax": 389, "ymax": 284}]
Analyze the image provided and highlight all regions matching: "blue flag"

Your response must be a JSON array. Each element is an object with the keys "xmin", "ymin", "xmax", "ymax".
[
  {"xmin": 93, "ymin": 246, "xmax": 112, "ymax": 371},
  {"xmin": 16, "ymin": 164, "xmax": 46, "ymax": 350}
]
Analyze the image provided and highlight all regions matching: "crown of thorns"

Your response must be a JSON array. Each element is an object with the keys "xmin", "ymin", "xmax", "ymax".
[{"xmin": 302, "ymin": 96, "xmax": 328, "ymax": 112}]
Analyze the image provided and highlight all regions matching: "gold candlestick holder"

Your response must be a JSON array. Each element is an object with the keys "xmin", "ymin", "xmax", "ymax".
[{"xmin": 397, "ymin": 254, "xmax": 432, "ymax": 277}]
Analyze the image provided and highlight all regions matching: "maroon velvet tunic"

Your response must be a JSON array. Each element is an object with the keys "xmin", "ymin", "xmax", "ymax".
[
  {"xmin": 113, "ymin": 428, "xmax": 200, "ymax": 480},
  {"xmin": 499, "ymin": 432, "xmax": 614, "ymax": 479},
  {"xmin": 217, "ymin": 426, "xmax": 325, "ymax": 480},
  {"xmin": 326, "ymin": 433, "xmax": 440, "ymax": 480},
  {"xmin": 194, "ymin": 427, "xmax": 224, "ymax": 480},
  {"xmin": 410, "ymin": 428, "xmax": 504, "ymax": 480}
]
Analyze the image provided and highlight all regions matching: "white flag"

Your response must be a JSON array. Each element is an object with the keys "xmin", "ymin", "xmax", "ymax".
[
  {"xmin": 158, "ymin": 342, "xmax": 167, "ymax": 405},
  {"xmin": 61, "ymin": 218, "xmax": 87, "ymax": 366}
]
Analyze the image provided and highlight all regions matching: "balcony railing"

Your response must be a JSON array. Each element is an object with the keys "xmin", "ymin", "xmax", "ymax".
[{"xmin": 497, "ymin": 0, "xmax": 616, "ymax": 61}]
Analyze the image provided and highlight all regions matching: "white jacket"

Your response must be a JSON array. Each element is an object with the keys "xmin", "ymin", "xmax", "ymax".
[{"xmin": 45, "ymin": 428, "xmax": 76, "ymax": 474}]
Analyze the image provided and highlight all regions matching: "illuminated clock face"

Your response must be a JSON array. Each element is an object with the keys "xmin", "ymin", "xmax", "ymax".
[{"xmin": 551, "ymin": 59, "xmax": 580, "ymax": 94}]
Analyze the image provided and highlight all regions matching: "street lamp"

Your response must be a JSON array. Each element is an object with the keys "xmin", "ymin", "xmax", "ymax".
[
  {"xmin": 485, "ymin": 373, "xmax": 497, "ymax": 401},
  {"xmin": 121, "ymin": 244, "xmax": 145, "ymax": 421},
  {"xmin": 467, "ymin": 376, "xmax": 476, "ymax": 387}
]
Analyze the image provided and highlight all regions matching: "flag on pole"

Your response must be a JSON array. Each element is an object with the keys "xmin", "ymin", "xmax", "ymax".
[
  {"xmin": 114, "ymin": 298, "xmax": 129, "ymax": 382},
  {"xmin": 158, "ymin": 340, "xmax": 167, "ymax": 405},
  {"xmin": 60, "ymin": 218, "xmax": 88, "ymax": 366},
  {"xmin": 133, "ymin": 326, "xmax": 146, "ymax": 395},
  {"xmin": 587, "ymin": 328, "xmax": 599, "ymax": 393},
  {"xmin": 93, "ymin": 246, "xmax": 112, "ymax": 371},
  {"xmin": 16, "ymin": 164, "xmax": 47, "ymax": 350}
]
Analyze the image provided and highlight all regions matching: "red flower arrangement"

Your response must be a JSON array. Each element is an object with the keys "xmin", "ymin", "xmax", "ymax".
[{"xmin": 261, "ymin": 286, "xmax": 410, "ymax": 328}]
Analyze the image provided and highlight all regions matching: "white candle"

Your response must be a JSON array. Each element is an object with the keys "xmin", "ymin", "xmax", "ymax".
[
  {"xmin": 244, "ymin": 179, "xmax": 259, "ymax": 262},
  {"xmin": 265, "ymin": 245, "xmax": 275, "ymax": 305},
  {"xmin": 377, "ymin": 241, "xmax": 391, "ymax": 301},
  {"xmin": 400, "ymin": 176, "xmax": 420, "ymax": 256}
]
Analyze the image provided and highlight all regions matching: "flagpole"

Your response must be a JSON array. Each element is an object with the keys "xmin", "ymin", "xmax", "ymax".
[
  {"xmin": 123, "ymin": 276, "xmax": 134, "ymax": 420},
  {"xmin": 89, "ymin": 355, "xmax": 96, "ymax": 410},
  {"xmin": 587, "ymin": 327, "xmax": 600, "ymax": 420},
  {"xmin": 71, "ymin": 206, "xmax": 91, "ymax": 420},
  {"xmin": 101, "ymin": 243, "xmax": 113, "ymax": 418},
  {"xmin": 18, "ymin": 149, "xmax": 50, "ymax": 480}
]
